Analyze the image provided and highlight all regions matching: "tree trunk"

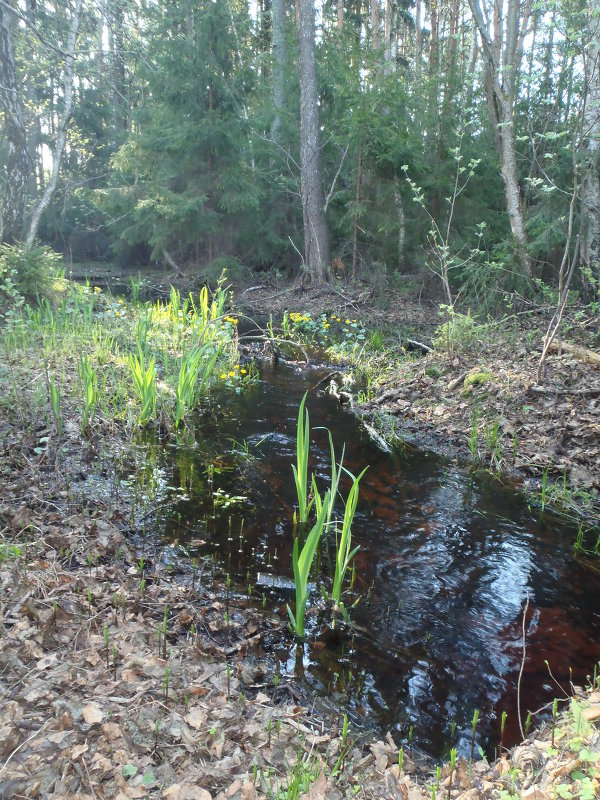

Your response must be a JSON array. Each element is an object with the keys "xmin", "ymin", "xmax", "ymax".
[
  {"xmin": 109, "ymin": 0, "xmax": 127, "ymax": 140},
  {"xmin": 297, "ymin": 0, "xmax": 329, "ymax": 281},
  {"xmin": 468, "ymin": 0, "xmax": 533, "ymax": 279},
  {"xmin": 0, "ymin": 3, "xmax": 29, "ymax": 244},
  {"xmin": 337, "ymin": 0, "xmax": 344, "ymax": 32},
  {"xmin": 394, "ymin": 178, "xmax": 405, "ymax": 271},
  {"xmin": 26, "ymin": 0, "xmax": 84, "ymax": 251},
  {"xmin": 270, "ymin": 0, "xmax": 286, "ymax": 144},
  {"xmin": 371, "ymin": 0, "xmax": 380, "ymax": 50},
  {"xmin": 581, "ymin": 0, "xmax": 600, "ymax": 289},
  {"xmin": 499, "ymin": 103, "xmax": 531, "ymax": 278},
  {"xmin": 352, "ymin": 142, "xmax": 362, "ymax": 281}
]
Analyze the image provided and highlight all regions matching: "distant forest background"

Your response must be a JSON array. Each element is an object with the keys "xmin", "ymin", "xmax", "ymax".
[{"xmin": 1, "ymin": 0, "xmax": 599, "ymax": 308}]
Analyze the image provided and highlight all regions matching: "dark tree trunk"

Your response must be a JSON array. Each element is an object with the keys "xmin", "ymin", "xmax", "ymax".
[
  {"xmin": 297, "ymin": 0, "xmax": 330, "ymax": 281},
  {"xmin": 270, "ymin": 0, "xmax": 286, "ymax": 144},
  {"xmin": 0, "ymin": 4, "xmax": 29, "ymax": 243}
]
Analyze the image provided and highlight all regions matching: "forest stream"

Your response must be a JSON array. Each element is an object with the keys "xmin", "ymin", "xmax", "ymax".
[{"xmin": 121, "ymin": 357, "xmax": 600, "ymax": 760}]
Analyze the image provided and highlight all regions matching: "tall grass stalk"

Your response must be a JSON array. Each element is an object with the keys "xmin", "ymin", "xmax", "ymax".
[
  {"xmin": 47, "ymin": 374, "xmax": 62, "ymax": 435},
  {"xmin": 135, "ymin": 313, "xmax": 151, "ymax": 353},
  {"xmin": 287, "ymin": 495, "xmax": 330, "ymax": 638},
  {"xmin": 331, "ymin": 466, "xmax": 367, "ymax": 614},
  {"xmin": 174, "ymin": 346, "xmax": 217, "ymax": 427},
  {"xmin": 313, "ymin": 430, "xmax": 343, "ymax": 528},
  {"xmin": 80, "ymin": 354, "xmax": 98, "ymax": 433},
  {"xmin": 292, "ymin": 392, "xmax": 311, "ymax": 524},
  {"xmin": 129, "ymin": 349, "xmax": 156, "ymax": 425}
]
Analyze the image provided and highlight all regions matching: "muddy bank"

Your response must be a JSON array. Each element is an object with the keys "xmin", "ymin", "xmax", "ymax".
[
  {"xmin": 1, "ymin": 424, "xmax": 600, "ymax": 799},
  {"xmin": 238, "ymin": 283, "xmax": 600, "ymax": 520}
]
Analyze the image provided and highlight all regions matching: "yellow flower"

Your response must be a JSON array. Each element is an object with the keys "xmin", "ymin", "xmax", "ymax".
[
  {"xmin": 93, "ymin": 286, "xmax": 101, "ymax": 294},
  {"xmin": 234, "ymin": 364, "xmax": 240, "ymax": 370},
  {"xmin": 345, "ymin": 318, "xmax": 350, "ymax": 324},
  {"xmin": 118, "ymin": 298, "xmax": 123, "ymax": 304},
  {"xmin": 115, "ymin": 311, "xmax": 119, "ymax": 316},
  {"xmin": 240, "ymin": 368, "xmax": 247, "ymax": 375},
  {"xmin": 324, "ymin": 323, "xmax": 330, "ymax": 328},
  {"xmin": 229, "ymin": 371, "xmax": 235, "ymax": 378},
  {"xmin": 220, "ymin": 373, "xmax": 227, "ymax": 379}
]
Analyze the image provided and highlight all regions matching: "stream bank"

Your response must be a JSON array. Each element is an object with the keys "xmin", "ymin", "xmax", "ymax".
[
  {"xmin": 238, "ymin": 282, "xmax": 600, "ymax": 524},
  {"xmin": 1, "ymin": 437, "xmax": 599, "ymax": 800},
  {"xmin": 1, "ymin": 275, "xmax": 599, "ymax": 798}
]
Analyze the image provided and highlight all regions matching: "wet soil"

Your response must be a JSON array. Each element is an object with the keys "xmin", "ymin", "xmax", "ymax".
[
  {"xmin": 1, "ymin": 370, "xmax": 599, "ymax": 800},
  {"xmin": 237, "ymin": 282, "xmax": 600, "ymax": 516}
]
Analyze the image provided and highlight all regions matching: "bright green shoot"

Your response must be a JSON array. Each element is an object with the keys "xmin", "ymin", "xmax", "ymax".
[
  {"xmin": 48, "ymin": 375, "xmax": 62, "ymax": 435},
  {"xmin": 287, "ymin": 494, "xmax": 330, "ymax": 638},
  {"xmin": 174, "ymin": 346, "xmax": 217, "ymax": 427},
  {"xmin": 312, "ymin": 429, "xmax": 343, "ymax": 529},
  {"xmin": 292, "ymin": 392, "xmax": 311, "ymax": 524},
  {"xmin": 80, "ymin": 354, "xmax": 98, "ymax": 433},
  {"xmin": 331, "ymin": 465, "xmax": 367, "ymax": 612},
  {"xmin": 129, "ymin": 349, "xmax": 156, "ymax": 425}
]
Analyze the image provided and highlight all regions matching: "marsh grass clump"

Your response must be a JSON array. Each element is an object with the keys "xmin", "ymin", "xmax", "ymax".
[
  {"xmin": 80, "ymin": 354, "xmax": 99, "ymax": 434},
  {"xmin": 174, "ymin": 346, "xmax": 217, "ymax": 427},
  {"xmin": 129, "ymin": 350, "xmax": 157, "ymax": 426},
  {"xmin": 288, "ymin": 394, "xmax": 367, "ymax": 638},
  {"xmin": 288, "ymin": 497, "xmax": 330, "ymax": 638}
]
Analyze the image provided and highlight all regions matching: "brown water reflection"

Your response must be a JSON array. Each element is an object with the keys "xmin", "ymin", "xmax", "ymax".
[{"xmin": 139, "ymin": 360, "xmax": 600, "ymax": 759}]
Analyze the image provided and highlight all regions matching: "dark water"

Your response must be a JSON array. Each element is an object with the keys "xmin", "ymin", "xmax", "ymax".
[{"xmin": 133, "ymin": 359, "xmax": 600, "ymax": 759}]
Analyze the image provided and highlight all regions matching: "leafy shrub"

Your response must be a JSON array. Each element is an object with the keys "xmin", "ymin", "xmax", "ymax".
[
  {"xmin": 0, "ymin": 244, "xmax": 62, "ymax": 305},
  {"xmin": 432, "ymin": 305, "xmax": 487, "ymax": 354}
]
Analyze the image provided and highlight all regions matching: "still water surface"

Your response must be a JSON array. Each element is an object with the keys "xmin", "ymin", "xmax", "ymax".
[{"xmin": 135, "ymin": 359, "xmax": 600, "ymax": 758}]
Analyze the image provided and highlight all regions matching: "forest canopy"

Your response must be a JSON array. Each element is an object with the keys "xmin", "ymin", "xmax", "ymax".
[{"xmin": 0, "ymin": 0, "xmax": 598, "ymax": 306}]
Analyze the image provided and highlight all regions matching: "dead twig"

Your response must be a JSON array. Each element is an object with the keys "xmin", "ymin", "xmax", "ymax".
[{"xmin": 517, "ymin": 594, "xmax": 530, "ymax": 741}]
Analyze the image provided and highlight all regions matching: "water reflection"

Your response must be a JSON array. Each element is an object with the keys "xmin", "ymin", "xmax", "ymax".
[{"xmin": 136, "ymin": 360, "xmax": 600, "ymax": 758}]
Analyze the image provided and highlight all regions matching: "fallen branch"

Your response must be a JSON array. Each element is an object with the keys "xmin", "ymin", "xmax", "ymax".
[
  {"xmin": 447, "ymin": 373, "xmax": 468, "ymax": 392},
  {"xmin": 517, "ymin": 594, "xmax": 530, "ymax": 741},
  {"xmin": 528, "ymin": 384, "xmax": 600, "ymax": 397},
  {"xmin": 547, "ymin": 340, "xmax": 600, "ymax": 368},
  {"xmin": 405, "ymin": 339, "xmax": 433, "ymax": 355}
]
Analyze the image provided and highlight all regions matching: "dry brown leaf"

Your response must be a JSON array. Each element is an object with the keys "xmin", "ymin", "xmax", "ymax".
[
  {"xmin": 101, "ymin": 722, "xmax": 122, "ymax": 740},
  {"xmin": 71, "ymin": 742, "xmax": 89, "ymax": 759},
  {"xmin": 184, "ymin": 707, "xmax": 206, "ymax": 730},
  {"xmin": 304, "ymin": 772, "xmax": 327, "ymax": 799},
  {"xmin": 82, "ymin": 704, "xmax": 103, "ymax": 725},
  {"xmin": 583, "ymin": 704, "xmax": 600, "ymax": 721}
]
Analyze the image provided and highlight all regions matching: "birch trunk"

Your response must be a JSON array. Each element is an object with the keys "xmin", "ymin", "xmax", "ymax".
[
  {"xmin": 26, "ymin": 0, "xmax": 84, "ymax": 251},
  {"xmin": 468, "ymin": 0, "xmax": 533, "ymax": 279},
  {"xmin": 297, "ymin": 0, "xmax": 329, "ymax": 281},
  {"xmin": 394, "ymin": 178, "xmax": 405, "ymax": 271},
  {"xmin": 0, "ymin": 2, "xmax": 29, "ymax": 243}
]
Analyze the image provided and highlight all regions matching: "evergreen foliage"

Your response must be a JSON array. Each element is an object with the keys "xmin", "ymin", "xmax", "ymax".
[{"xmin": 0, "ymin": 0, "xmax": 592, "ymax": 301}]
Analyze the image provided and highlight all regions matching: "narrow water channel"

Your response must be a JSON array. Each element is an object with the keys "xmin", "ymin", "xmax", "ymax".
[{"xmin": 133, "ymin": 359, "xmax": 600, "ymax": 759}]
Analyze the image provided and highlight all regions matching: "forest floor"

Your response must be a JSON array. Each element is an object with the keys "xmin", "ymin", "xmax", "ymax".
[
  {"xmin": 1, "ymin": 274, "xmax": 599, "ymax": 798},
  {"xmin": 239, "ymin": 281, "xmax": 600, "ymax": 525},
  {"xmin": 1, "ymin": 413, "xmax": 600, "ymax": 800}
]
